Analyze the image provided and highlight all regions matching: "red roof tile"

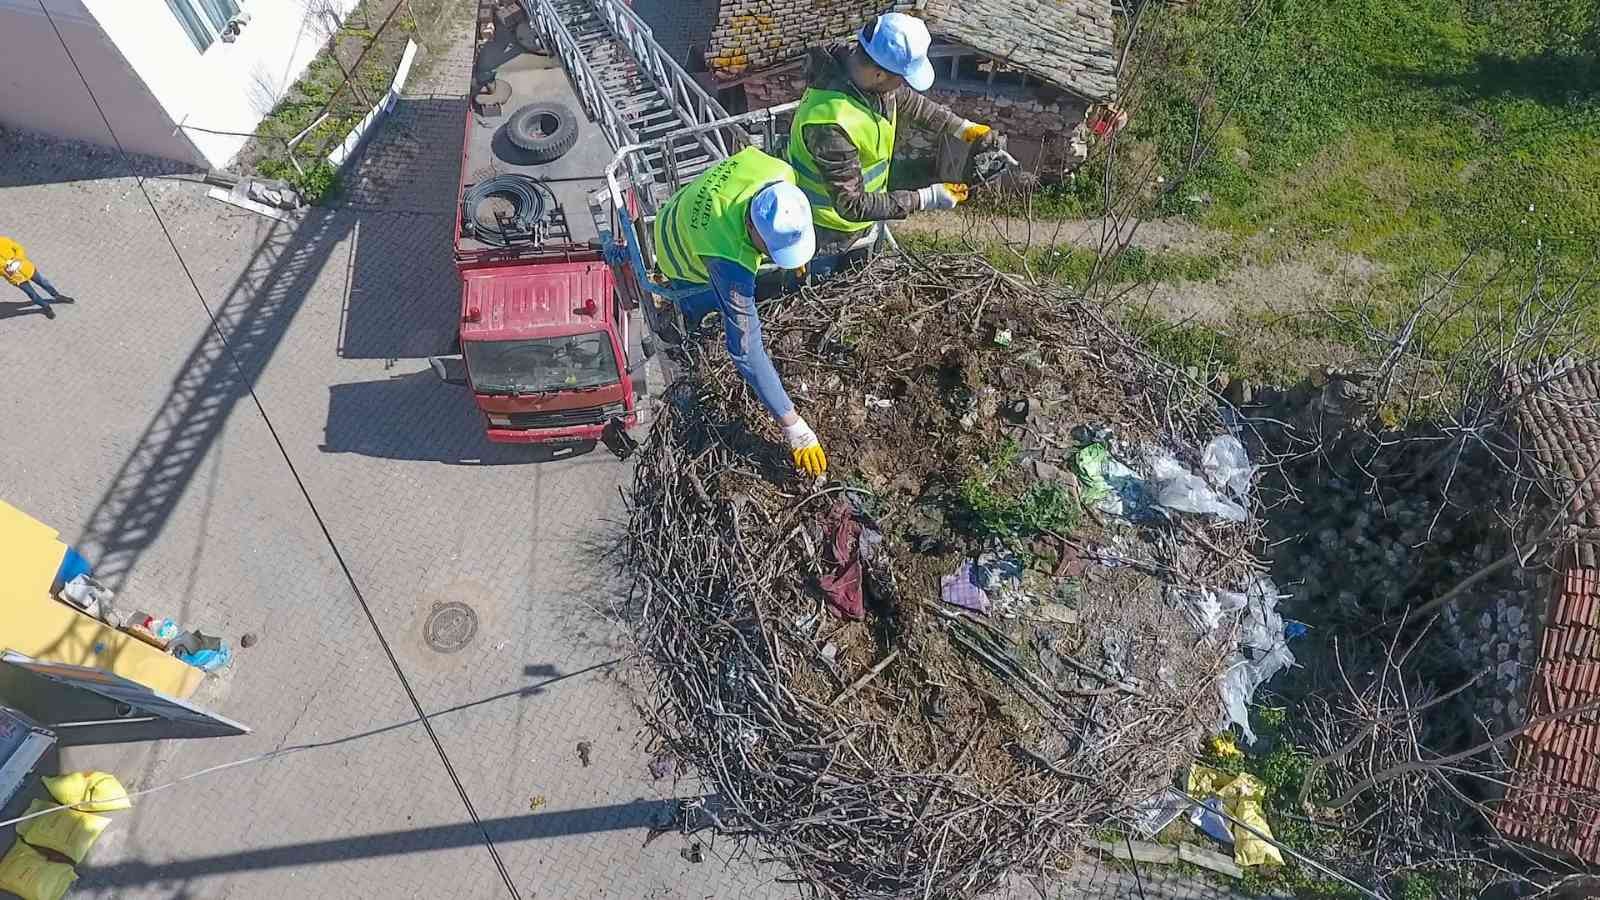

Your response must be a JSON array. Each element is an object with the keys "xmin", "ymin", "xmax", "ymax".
[
  {"xmin": 1496, "ymin": 567, "xmax": 1600, "ymax": 862},
  {"xmin": 1506, "ymin": 362, "xmax": 1600, "ymax": 567}
]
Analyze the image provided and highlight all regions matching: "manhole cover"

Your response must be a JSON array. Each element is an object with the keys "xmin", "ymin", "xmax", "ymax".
[{"xmin": 424, "ymin": 602, "xmax": 479, "ymax": 653}]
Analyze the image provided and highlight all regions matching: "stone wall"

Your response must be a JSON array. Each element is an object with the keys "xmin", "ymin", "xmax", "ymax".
[
  {"xmin": 743, "ymin": 70, "xmax": 1092, "ymax": 180},
  {"xmin": 1442, "ymin": 568, "xmax": 1543, "ymax": 740}
]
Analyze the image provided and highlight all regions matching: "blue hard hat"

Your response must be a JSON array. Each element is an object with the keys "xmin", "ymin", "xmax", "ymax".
[
  {"xmin": 859, "ymin": 12, "xmax": 935, "ymax": 92},
  {"xmin": 750, "ymin": 182, "xmax": 815, "ymax": 270}
]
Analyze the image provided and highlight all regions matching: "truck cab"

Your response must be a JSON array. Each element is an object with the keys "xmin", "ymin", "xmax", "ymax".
[{"xmin": 447, "ymin": 260, "xmax": 633, "ymax": 444}]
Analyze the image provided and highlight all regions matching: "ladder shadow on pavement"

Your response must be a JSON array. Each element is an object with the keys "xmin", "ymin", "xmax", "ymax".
[{"xmin": 75, "ymin": 96, "xmax": 470, "ymax": 589}]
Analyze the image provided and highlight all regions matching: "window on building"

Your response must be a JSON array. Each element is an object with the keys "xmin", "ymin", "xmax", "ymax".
[{"xmin": 165, "ymin": 0, "xmax": 242, "ymax": 53}]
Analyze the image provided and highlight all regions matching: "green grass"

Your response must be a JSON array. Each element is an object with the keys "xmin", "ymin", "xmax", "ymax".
[
  {"xmin": 901, "ymin": 232, "xmax": 1232, "ymax": 291},
  {"xmin": 954, "ymin": 437, "xmax": 1081, "ymax": 541},
  {"xmin": 1119, "ymin": 0, "xmax": 1599, "ymax": 295}
]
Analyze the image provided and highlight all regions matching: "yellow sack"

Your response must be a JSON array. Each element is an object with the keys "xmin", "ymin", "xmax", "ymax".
[
  {"xmin": 1185, "ymin": 764, "xmax": 1286, "ymax": 868},
  {"xmin": 42, "ymin": 770, "xmax": 132, "ymax": 812},
  {"xmin": 16, "ymin": 799, "xmax": 111, "ymax": 864},
  {"xmin": 1215, "ymin": 773, "xmax": 1286, "ymax": 867},
  {"xmin": 0, "ymin": 840, "xmax": 77, "ymax": 900}
]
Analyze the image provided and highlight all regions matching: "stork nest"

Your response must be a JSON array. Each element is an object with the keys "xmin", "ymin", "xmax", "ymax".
[{"xmin": 622, "ymin": 252, "xmax": 1266, "ymax": 898}]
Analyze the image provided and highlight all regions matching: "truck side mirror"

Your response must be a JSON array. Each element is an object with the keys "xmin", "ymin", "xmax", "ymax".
[{"xmin": 429, "ymin": 355, "xmax": 468, "ymax": 386}]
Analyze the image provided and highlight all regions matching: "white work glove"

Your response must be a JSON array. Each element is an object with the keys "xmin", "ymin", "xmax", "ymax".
[
  {"xmin": 3, "ymin": 260, "xmax": 19, "ymax": 277},
  {"xmin": 917, "ymin": 183, "xmax": 970, "ymax": 211},
  {"xmin": 783, "ymin": 418, "xmax": 827, "ymax": 477}
]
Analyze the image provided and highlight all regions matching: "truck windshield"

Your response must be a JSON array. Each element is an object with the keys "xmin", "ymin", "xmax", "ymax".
[{"xmin": 464, "ymin": 333, "xmax": 620, "ymax": 394}]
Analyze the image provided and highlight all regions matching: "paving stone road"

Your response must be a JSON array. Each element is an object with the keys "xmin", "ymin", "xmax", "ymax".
[{"xmin": 0, "ymin": 9, "xmax": 1262, "ymax": 900}]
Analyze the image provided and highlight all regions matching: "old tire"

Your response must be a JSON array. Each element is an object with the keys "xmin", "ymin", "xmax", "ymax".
[{"xmin": 506, "ymin": 102, "xmax": 578, "ymax": 162}]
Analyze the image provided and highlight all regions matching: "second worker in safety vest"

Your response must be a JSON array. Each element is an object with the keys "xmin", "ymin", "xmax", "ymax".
[
  {"xmin": 789, "ymin": 12, "xmax": 1004, "ymax": 275},
  {"xmin": 653, "ymin": 146, "xmax": 829, "ymax": 478}
]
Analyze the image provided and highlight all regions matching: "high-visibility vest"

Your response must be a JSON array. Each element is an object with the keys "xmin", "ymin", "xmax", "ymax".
[
  {"xmin": 652, "ymin": 147, "xmax": 796, "ymax": 285},
  {"xmin": 787, "ymin": 87, "xmax": 897, "ymax": 234}
]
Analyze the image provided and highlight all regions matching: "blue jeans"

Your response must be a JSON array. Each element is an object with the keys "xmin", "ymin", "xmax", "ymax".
[
  {"xmin": 15, "ymin": 271, "xmax": 62, "ymax": 309},
  {"xmin": 670, "ymin": 263, "xmax": 795, "ymax": 422}
]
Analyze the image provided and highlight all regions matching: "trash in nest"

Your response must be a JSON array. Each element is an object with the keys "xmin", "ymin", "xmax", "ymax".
[
  {"xmin": 648, "ymin": 754, "xmax": 674, "ymax": 781},
  {"xmin": 1208, "ymin": 734, "xmax": 1244, "ymax": 760},
  {"xmin": 1074, "ymin": 444, "xmax": 1147, "ymax": 517},
  {"xmin": 1074, "ymin": 444, "xmax": 1111, "ymax": 504},
  {"xmin": 818, "ymin": 502, "xmax": 881, "ymax": 620},
  {"xmin": 1202, "ymin": 436, "xmax": 1254, "ymax": 502},
  {"xmin": 1178, "ymin": 585, "xmax": 1249, "ymax": 633},
  {"xmin": 993, "ymin": 328, "xmax": 1013, "ymax": 347},
  {"xmin": 974, "ymin": 549, "xmax": 1027, "ymax": 614},
  {"xmin": 864, "ymin": 395, "xmax": 893, "ymax": 409},
  {"xmin": 1284, "ymin": 620, "xmax": 1310, "ymax": 640},
  {"xmin": 1189, "ymin": 796, "xmax": 1233, "ymax": 846},
  {"xmin": 941, "ymin": 561, "xmax": 990, "ymax": 614},
  {"xmin": 1218, "ymin": 577, "xmax": 1295, "ymax": 744},
  {"xmin": 1151, "ymin": 453, "xmax": 1246, "ymax": 522},
  {"xmin": 940, "ymin": 550, "xmax": 1027, "ymax": 616},
  {"xmin": 1188, "ymin": 765, "xmax": 1285, "ymax": 867},
  {"xmin": 1131, "ymin": 786, "xmax": 1189, "ymax": 838}
]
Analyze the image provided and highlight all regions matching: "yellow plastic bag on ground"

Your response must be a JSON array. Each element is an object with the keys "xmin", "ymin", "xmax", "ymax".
[
  {"xmin": 16, "ymin": 799, "xmax": 111, "ymax": 864},
  {"xmin": 1186, "ymin": 764, "xmax": 1286, "ymax": 867},
  {"xmin": 0, "ymin": 840, "xmax": 77, "ymax": 900},
  {"xmin": 42, "ymin": 770, "xmax": 132, "ymax": 812},
  {"xmin": 1215, "ymin": 772, "xmax": 1285, "ymax": 867}
]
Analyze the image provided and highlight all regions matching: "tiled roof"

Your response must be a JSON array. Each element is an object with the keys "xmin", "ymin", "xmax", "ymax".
[
  {"xmin": 707, "ymin": 0, "xmax": 1119, "ymax": 102},
  {"xmin": 1495, "ymin": 568, "xmax": 1600, "ymax": 862},
  {"xmin": 1507, "ymin": 361, "xmax": 1600, "ymax": 567}
]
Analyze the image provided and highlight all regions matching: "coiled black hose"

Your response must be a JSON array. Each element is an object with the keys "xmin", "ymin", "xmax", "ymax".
[{"xmin": 462, "ymin": 174, "xmax": 554, "ymax": 247}]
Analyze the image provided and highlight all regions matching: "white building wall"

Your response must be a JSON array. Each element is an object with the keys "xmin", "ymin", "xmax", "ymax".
[
  {"xmin": 0, "ymin": 0, "xmax": 202, "ymax": 166},
  {"xmin": 86, "ymin": 0, "xmax": 361, "ymax": 168}
]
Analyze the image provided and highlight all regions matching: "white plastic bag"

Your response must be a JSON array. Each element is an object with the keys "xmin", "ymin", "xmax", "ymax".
[
  {"xmin": 1202, "ymin": 435, "xmax": 1254, "ymax": 502},
  {"xmin": 1152, "ymin": 453, "xmax": 1247, "ymax": 522}
]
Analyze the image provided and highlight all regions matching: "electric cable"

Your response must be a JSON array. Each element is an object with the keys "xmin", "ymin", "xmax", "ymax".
[
  {"xmin": 36, "ymin": 4, "xmax": 521, "ymax": 897},
  {"xmin": 462, "ymin": 174, "xmax": 554, "ymax": 247}
]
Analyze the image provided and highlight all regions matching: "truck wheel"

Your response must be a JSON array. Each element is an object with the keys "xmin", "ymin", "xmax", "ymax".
[{"xmin": 506, "ymin": 102, "xmax": 578, "ymax": 162}]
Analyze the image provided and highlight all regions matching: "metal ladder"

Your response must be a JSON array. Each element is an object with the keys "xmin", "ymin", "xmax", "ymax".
[{"xmin": 527, "ymin": 0, "xmax": 743, "ymax": 197}]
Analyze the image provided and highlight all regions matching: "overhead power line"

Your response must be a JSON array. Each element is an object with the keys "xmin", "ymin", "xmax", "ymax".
[{"xmin": 34, "ymin": 4, "xmax": 521, "ymax": 897}]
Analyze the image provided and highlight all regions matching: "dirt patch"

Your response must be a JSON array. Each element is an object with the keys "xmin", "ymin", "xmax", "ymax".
[{"xmin": 899, "ymin": 211, "xmax": 1225, "ymax": 256}]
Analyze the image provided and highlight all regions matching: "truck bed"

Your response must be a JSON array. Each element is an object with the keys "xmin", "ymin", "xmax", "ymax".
[{"xmin": 456, "ymin": 22, "xmax": 612, "ymax": 258}]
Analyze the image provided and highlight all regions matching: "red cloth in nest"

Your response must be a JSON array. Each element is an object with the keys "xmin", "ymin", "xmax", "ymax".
[{"xmin": 819, "ymin": 502, "xmax": 866, "ymax": 619}]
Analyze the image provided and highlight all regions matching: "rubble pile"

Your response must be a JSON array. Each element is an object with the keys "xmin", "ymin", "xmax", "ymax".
[{"xmin": 624, "ymin": 253, "xmax": 1281, "ymax": 897}]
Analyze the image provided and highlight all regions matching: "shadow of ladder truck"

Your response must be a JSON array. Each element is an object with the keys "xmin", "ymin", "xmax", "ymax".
[{"xmin": 529, "ymin": 0, "xmax": 890, "ymax": 365}]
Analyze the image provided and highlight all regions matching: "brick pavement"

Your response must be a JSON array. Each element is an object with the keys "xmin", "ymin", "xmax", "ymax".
[{"xmin": 0, "ymin": 7, "xmax": 1264, "ymax": 900}]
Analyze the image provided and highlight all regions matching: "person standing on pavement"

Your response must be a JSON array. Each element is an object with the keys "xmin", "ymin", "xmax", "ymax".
[
  {"xmin": 652, "ymin": 146, "xmax": 829, "ymax": 477},
  {"xmin": 788, "ymin": 12, "xmax": 1006, "ymax": 277},
  {"xmin": 1, "ymin": 236, "xmax": 74, "ymax": 320}
]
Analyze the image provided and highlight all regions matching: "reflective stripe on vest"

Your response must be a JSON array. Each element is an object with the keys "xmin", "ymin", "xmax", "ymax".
[
  {"xmin": 651, "ymin": 147, "xmax": 798, "ymax": 286},
  {"xmin": 787, "ymin": 87, "xmax": 896, "ymax": 234}
]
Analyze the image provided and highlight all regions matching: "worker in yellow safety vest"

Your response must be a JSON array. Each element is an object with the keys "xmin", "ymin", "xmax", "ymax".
[
  {"xmin": 1, "ymin": 236, "xmax": 74, "ymax": 320},
  {"xmin": 788, "ymin": 12, "xmax": 1004, "ymax": 277},
  {"xmin": 653, "ymin": 146, "xmax": 828, "ymax": 477}
]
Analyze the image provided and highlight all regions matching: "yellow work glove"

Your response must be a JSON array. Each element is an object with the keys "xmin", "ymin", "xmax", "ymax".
[
  {"xmin": 958, "ymin": 121, "xmax": 991, "ymax": 143},
  {"xmin": 783, "ymin": 418, "xmax": 828, "ymax": 477},
  {"xmin": 917, "ymin": 183, "xmax": 969, "ymax": 211}
]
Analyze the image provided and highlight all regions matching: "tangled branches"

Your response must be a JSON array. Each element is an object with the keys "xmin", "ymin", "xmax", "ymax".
[{"xmin": 623, "ymin": 253, "xmax": 1269, "ymax": 897}]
